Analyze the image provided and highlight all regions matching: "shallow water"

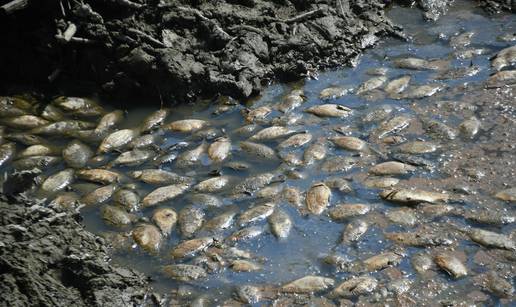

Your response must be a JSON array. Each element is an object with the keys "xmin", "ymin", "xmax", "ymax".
[{"xmin": 2, "ymin": 0, "xmax": 516, "ymax": 305}]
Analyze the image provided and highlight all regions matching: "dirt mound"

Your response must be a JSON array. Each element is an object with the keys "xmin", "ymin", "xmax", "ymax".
[
  {"xmin": 0, "ymin": 0, "xmax": 404, "ymax": 103},
  {"xmin": 0, "ymin": 176, "xmax": 149, "ymax": 307}
]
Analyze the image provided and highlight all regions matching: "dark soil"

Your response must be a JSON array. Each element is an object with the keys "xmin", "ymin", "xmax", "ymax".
[
  {"xmin": 0, "ymin": 172, "xmax": 150, "ymax": 307},
  {"xmin": 0, "ymin": 0, "xmax": 405, "ymax": 103}
]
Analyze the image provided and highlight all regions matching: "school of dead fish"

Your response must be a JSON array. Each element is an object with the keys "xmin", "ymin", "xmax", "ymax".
[{"xmin": 0, "ymin": 32, "xmax": 515, "ymax": 305}]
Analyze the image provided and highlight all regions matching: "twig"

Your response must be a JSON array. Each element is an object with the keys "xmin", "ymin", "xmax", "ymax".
[
  {"xmin": 114, "ymin": 0, "xmax": 143, "ymax": 9},
  {"xmin": 55, "ymin": 22, "xmax": 77, "ymax": 43},
  {"xmin": 1, "ymin": 0, "xmax": 29, "ymax": 14},
  {"xmin": 48, "ymin": 68, "xmax": 61, "ymax": 82},
  {"xmin": 127, "ymin": 28, "xmax": 166, "ymax": 47},
  {"xmin": 284, "ymin": 8, "xmax": 323, "ymax": 24},
  {"xmin": 178, "ymin": 6, "xmax": 232, "ymax": 41}
]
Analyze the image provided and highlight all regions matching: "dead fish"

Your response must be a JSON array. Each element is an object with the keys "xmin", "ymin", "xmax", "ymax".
[
  {"xmin": 283, "ymin": 187, "xmax": 303, "ymax": 208},
  {"xmin": 188, "ymin": 193, "xmax": 223, "ymax": 207},
  {"xmin": 306, "ymin": 183, "xmax": 331, "ymax": 215},
  {"xmin": 53, "ymin": 96, "xmax": 104, "ymax": 117},
  {"xmin": 483, "ymin": 271, "xmax": 515, "ymax": 298},
  {"xmin": 170, "ymin": 237, "xmax": 213, "ymax": 259},
  {"xmin": 321, "ymin": 156, "xmax": 357, "ymax": 173},
  {"xmin": 384, "ymin": 231, "xmax": 452, "ymax": 247},
  {"xmin": 329, "ymin": 204, "xmax": 371, "ymax": 221},
  {"xmin": 305, "ymin": 104, "xmax": 352, "ymax": 118},
  {"xmin": 249, "ymin": 126, "xmax": 295, "ymax": 141},
  {"xmin": 238, "ymin": 202, "xmax": 276, "ymax": 226},
  {"xmin": 450, "ymin": 31, "xmax": 474, "ymax": 49},
  {"xmin": 386, "ymin": 208, "xmax": 417, "ymax": 226},
  {"xmin": 2, "ymin": 115, "xmax": 49, "ymax": 130},
  {"xmin": 434, "ymin": 253, "xmax": 467, "ymax": 278},
  {"xmin": 468, "ymin": 228, "xmax": 515, "ymax": 251},
  {"xmin": 278, "ymin": 133, "xmax": 312, "ymax": 149},
  {"xmin": 50, "ymin": 192, "xmax": 80, "ymax": 209},
  {"xmin": 366, "ymin": 67, "xmax": 388, "ymax": 76},
  {"xmin": 227, "ymin": 226, "xmax": 264, "ymax": 243},
  {"xmin": 459, "ymin": 117, "xmax": 481, "ymax": 138},
  {"xmin": 486, "ymin": 70, "xmax": 516, "ymax": 88},
  {"xmin": 397, "ymin": 141, "xmax": 438, "ymax": 154},
  {"xmin": 140, "ymin": 109, "xmax": 169, "ymax": 133},
  {"xmin": 109, "ymin": 149, "xmax": 155, "ymax": 167},
  {"xmin": 0, "ymin": 142, "xmax": 16, "ymax": 167},
  {"xmin": 230, "ymin": 260, "xmax": 262, "ymax": 272},
  {"xmin": 202, "ymin": 210, "xmax": 237, "ymax": 233},
  {"xmin": 40, "ymin": 104, "xmax": 64, "ymax": 121},
  {"xmin": 256, "ymin": 183, "xmax": 284, "ymax": 199},
  {"xmin": 330, "ymin": 276, "xmax": 377, "ymax": 298},
  {"xmin": 129, "ymin": 134, "xmax": 161, "ymax": 149},
  {"xmin": 363, "ymin": 252, "xmax": 403, "ymax": 271},
  {"xmin": 492, "ymin": 45, "xmax": 516, "ymax": 71},
  {"xmin": 392, "ymin": 153, "xmax": 435, "ymax": 169},
  {"xmin": 363, "ymin": 177, "xmax": 399, "ymax": 189},
  {"xmin": 81, "ymin": 184, "xmax": 117, "ymax": 206},
  {"xmin": 268, "ymin": 208, "xmax": 292, "ymax": 239},
  {"xmin": 130, "ymin": 169, "xmax": 193, "ymax": 185},
  {"xmin": 325, "ymin": 177, "xmax": 352, "ymax": 193},
  {"xmin": 369, "ymin": 161, "xmax": 416, "ymax": 176},
  {"xmin": 152, "ymin": 208, "xmax": 177, "ymax": 236},
  {"xmin": 132, "ymin": 223, "xmax": 162, "ymax": 252},
  {"xmin": 40, "ymin": 169, "xmax": 75, "ymax": 193},
  {"xmin": 194, "ymin": 176, "xmax": 230, "ymax": 193},
  {"xmin": 271, "ymin": 112, "xmax": 303, "ymax": 126},
  {"xmin": 243, "ymin": 106, "xmax": 271, "ymax": 123},
  {"xmin": 176, "ymin": 142, "xmax": 208, "ymax": 167},
  {"xmin": 372, "ymin": 116, "xmax": 411, "ymax": 139},
  {"xmin": 319, "ymin": 86, "xmax": 350, "ymax": 100},
  {"xmin": 232, "ymin": 172, "xmax": 275, "ymax": 195},
  {"xmin": 303, "ymin": 140, "xmax": 327, "ymax": 164},
  {"xmin": 6, "ymin": 133, "xmax": 47, "ymax": 146},
  {"xmin": 163, "ymin": 264, "xmax": 207, "ymax": 281},
  {"xmin": 76, "ymin": 169, "xmax": 122, "ymax": 184},
  {"xmin": 494, "ymin": 187, "xmax": 516, "ymax": 202},
  {"xmin": 233, "ymin": 124, "xmax": 259, "ymax": 136},
  {"xmin": 113, "ymin": 189, "xmax": 140, "ymax": 211},
  {"xmin": 142, "ymin": 183, "xmax": 190, "ymax": 207},
  {"xmin": 62, "ymin": 140, "xmax": 94, "ymax": 168},
  {"xmin": 380, "ymin": 188, "xmax": 449, "ymax": 204},
  {"xmin": 396, "ymin": 84, "xmax": 442, "ymax": 99},
  {"xmin": 277, "ymin": 90, "xmax": 305, "ymax": 113},
  {"xmin": 240, "ymin": 141, "xmax": 276, "ymax": 160},
  {"xmin": 178, "ymin": 206, "xmax": 205, "ymax": 238},
  {"xmin": 422, "ymin": 118, "xmax": 457, "ymax": 140},
  {"xmin": 13, "ymin": 155, "xmax": 61, "ymax": 170},
  {"xmin": 31, "ymin": 120, "xmax": 96, "ymax": 135},
  {"xmin": 363, "ymin": 105, "xmax": 393, "ymax": 124},
  {"xmin": 94, "ymin": 110, "xmax": 124, "ymax": 134},
  {"xmin": 207, "ymin": 137, "xmax": 231, "ymax": 162},
  {"xmin": 331, "ymin": 136, "xmax": 367, "ymax": 152},
  {"xmin": 385, "ymin": 76, "xmax": 411, "ymax": 95},
  {"xmin": 98, "ymin": 129, "xmax": 139, "ymax": 153},
  {"xmin": 167, "ymin": 119, "xmax": 207, "ymax": 132},
  {"xmin": 393, "ymin": 57, "xmax": 438, "ymax": 70},
  {"xmin": 342, "ymin": 219, "xmax": 368, "ymax": 243},
  {"xmin": 411, "ymin": 253, "xmax": 434, "ymax": 275},
  {"xmin": 463, "ymin": 209, "xmax": 515, "ymax": 225},
  {"xmin": 281, "ymin": 276, "xmax": 334, "ymax": 293},
  {"xmin": 101, "ymin": 205, "xmax": 135, "ymax": 226},
  {"xmin": 356, "ymin": 76, "xmax": 387, "ymax": 94}
]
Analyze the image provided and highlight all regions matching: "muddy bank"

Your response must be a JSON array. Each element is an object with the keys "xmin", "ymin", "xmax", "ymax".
[
  {"xmin": 0, "ymin": 177, "xmax": 150, "ymax": 306},
  {"xmin": 1, "ymin": 0, "xmax": 402, "ymax": 103}
]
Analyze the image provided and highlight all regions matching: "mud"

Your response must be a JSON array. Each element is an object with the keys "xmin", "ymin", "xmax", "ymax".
[
  {"xmin": 0, "ymin": 0, "xmax": 405, "ymax": 103},
  {"xmin": 0, "ymin": 175, "xmax": 150, "ymax": 307}
]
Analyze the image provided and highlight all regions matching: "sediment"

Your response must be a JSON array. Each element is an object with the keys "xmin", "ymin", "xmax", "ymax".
[{"xmin": 0, "ymin": 172, "xmax": 149, "ymax": 307}]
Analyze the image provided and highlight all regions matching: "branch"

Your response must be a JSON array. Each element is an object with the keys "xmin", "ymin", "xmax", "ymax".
[
  {"xmin": 1, "ymin": 0, "xmax": 29, "ymax": 14},
  {"xmin": 284, "ymin": 8, "xmax": 324, "ymax": 24}
]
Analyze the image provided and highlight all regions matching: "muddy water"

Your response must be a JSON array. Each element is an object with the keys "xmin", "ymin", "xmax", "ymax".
[{"xmin": 1, "ymin": 1, "xmax": 516, "ymax": 305}]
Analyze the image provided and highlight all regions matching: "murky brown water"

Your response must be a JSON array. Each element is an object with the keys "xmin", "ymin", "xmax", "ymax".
[{"xmin": 1, "ymin": 1, "xmax": 515, "ymax": 305}]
